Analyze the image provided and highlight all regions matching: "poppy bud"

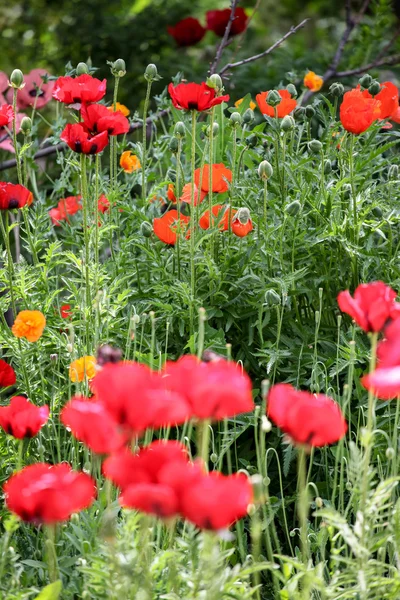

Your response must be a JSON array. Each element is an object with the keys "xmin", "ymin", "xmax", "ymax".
[
  {"xmin": 305, "ymin": 105, "xmax": 315, "ymax": 119},
  {"xmin": 243, "ymin": 108, "xmax": 254, "ymax": 125},
  {"xmin": 229, "ymin": 112, "xmax": 242, "ymax": 127},
  {"xmin": 281, "ymin": 115, "xmax": 295, "ymax": 132},
  {"xmin": 210, "ymin": 452, "xmax": 218, "ymax": 464},
  {"xmin": 207, "ymin": 73, "xmax": 223, "ymax": 92},
  {"xmin": 10, "ymin": 69, "xmax": 24, "ymax": 89},
  {"xmin": 346, "ymin": 481, "xmax": 352, "ymax": 491},
  {"xmin": 286, "ymin": 83, "xmax": 298, "ymax": 98},
  {"xmin": 329, "ymin": 82, "xmax": 344, "ymax": 97},
  {"xmin": 386, "ymin": 447, "xmax": 395, "ymax": 460},
  {"xmin": 50, "ymin": 353, "xmax": 58, "ymax": 362},
  {"xmin": 264, "ymin": 289, "xmax": 280, "ymax": 306},
  {"xmin": 266, "ymin": 90, "xmax": 281, "ymax": 107},
  {"xmin": 308, "ymin": 139, "xmax": 323, "ymax": 154},
  {"xmin": 293, "ymin": 106, "xmax": 305, "ymax": 121},
  {"xmin": 97, "ymin": 344, "xmax": 122, "ymax": 366},
  {"xmin": 141, "ymin": 221, "xmax": 153, "ymax": 237},
  {"xmin": 20, "ymin": 116, "xmax": 32, "ymax": 136},
  {"xmin": 342, "ymin": 183, "xmax": 351, "ymax": 199},
  {"xmin": 323, "ymin": 159, "xmax": 332, "ymax": 175},
  {"xmin": 261, "ymin": 415, "xmax": 272, "ymax": 432},
  {"xmin": 111, "ymin": 59, "xmax": 126, "ymax": 78},
  {"xmin": 285, "ymin": 200, "xmax": 301, "ymax": 216},
  {"xmin": 258, "ymin": 160, "xmax": 273, "ymax": 181},
  {"xmin": 206, "ymin": 122, "xmax": 219, "ymax": 138},
  {"xmin": 372, "ymin": 206, "xmax": 383, "ymax": 218},
  {"xmin": 76, "ymin": 62, "xmax": 89, "ymax": 76},
  {"xmin": 144, "ymin": 64, "xmax": 159, "ymax": 82},
  {"xmin": 359, "ymin": 74, "xmax": 372, "ymax": 89},
  {"xmin": 246, "ymin": 134, "xmax": 257, "ymax": 147},
  {"xmin": 389, "ymin": 165, "xmax": 399, "ymax": 180},
  {"xmin": 315, "ymin": 496, "xmax": 323, "ymax": 508},
  {"xmin": 169, "ymin": 136, "xmax": 179, "ymax": 153},
  {"xmin": 174, "ymin": 121, "xmax": 186, "ymax": 139},
  {"xmin": 235, "ymin": 207, "xmax": 251, "ymax": 223},
  {"xmin": 368, "ymin": 81, "xmax": 381, "ymax": 96}
]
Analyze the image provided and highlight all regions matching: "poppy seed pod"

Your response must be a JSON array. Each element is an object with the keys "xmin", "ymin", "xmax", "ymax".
[
  {"xmin": 140, "ymin": 222, "xmax": 153, "ymax": 237},
  {"xmin": 10, "ymin": 69, "xmax": 24, "ymax": 89},
  {"xmin": 229, "ymin": 112, "xmax": 242, "ymax": 127},
  {"xmin": 359, "ymin": 74, "xmax": 373, "ymax": 89},
  {"xmin": 281, "ymin": 115, "xmax": 295, "ymax": 132},
  {"xmin": 207, "ymin": 73, "xmax": 223, "ymax": 92},
  {"xmin": 368, "ymin": 81, "xmax": 381, "ymax": 96},
  {"xmin": 308, "ymin": 139, "xmax": 323, "ymax": 154},
  {"xmin": 169, "ymin": 136, "xmax": 179, "ymax": 153},
  {"xmin": 174, "ymin": 121, "xmax": 186, "ymax": 139},
  {"xmin": 144, "ymin": 64, "xmax": 159, "ymax": 82},
  {"xmin": 388, "ymin": 164, "xmax": 399, "ymax": 180},
  {"xmin": 20, "ymin": 116, "xmax": 32, "ymax": 136},
  {"xmin": 286, "ymin": 83, "xmax": 298, "ymax": 98},
  {"xmin": 329, "ymin": 82, "xmax": 344, "ymax": 97},
  {"xmin": 243, "ymin": 108, "xmax": 254, "ymax": 125},
  {"xmin": 111, "ymin": 59, "xmax": 126, "ymax": 78},
  {"xmin": 285, "ymin": 200, "xmax": 301, "ymax": 215},
  {"xmin": 264, "ymin": 289, "xmax": 281, "ymax": 306},
  {"xmin": 266, "ymin": 90, "xmax": 281, "ymax": 107},
  {"xmin": 76, "ymin": 62, "xmax": 89, "ymax": 76},
  {"xmin": 258, "ymin": 160, "xmax": 273, "ymax": 181},
  {"xmin": 305, "ymin": 105, "xmax": 315, "ymax": 119}
]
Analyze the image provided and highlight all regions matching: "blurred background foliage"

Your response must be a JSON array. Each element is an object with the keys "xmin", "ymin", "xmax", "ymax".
[{"xmin": 2, "ymin": 0, "xmax": 400, "ymax": 110}]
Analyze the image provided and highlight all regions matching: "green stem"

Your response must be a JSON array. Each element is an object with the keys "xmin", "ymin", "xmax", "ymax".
[
  {"xmin": 198, "ymin": 419, "xmax": 211, "ymax": 471},
  {"xmin": 44, "ymin": 526, "xmax": 59, "ymax": 583},
  {"xmin": 297, "ymin": 447, "xmax": 310, "ymax": 599},
  {"xmin": 0, "ymin": 212, "xmax": 16, "ymax": 315},
  {"xmin": 141, "ymin": 80, "xmax": 152, "ymax": 201},
  {"xmin": 176, "ymin": 139, "xmax": 182, "ymax": 279},
  {"xmin": 197, "ymin": 307, "xmax": 206, "ymax": 359},
  {"xmin": 190, "ymin": 111, "xmax": 197, "ymax": 333},
  {"xmin": 80, "ymin": 154, "xmax": 91, "ymax": 352},
  {"xmin": 12, "ymin": 89, "xmax": 23, "ymax": 186}
]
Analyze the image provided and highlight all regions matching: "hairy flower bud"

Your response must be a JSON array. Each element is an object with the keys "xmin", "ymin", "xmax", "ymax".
[
  {"xmin": 111, "ymin": 59, "xmax": 126, "ymax": 78},
  {"xmin": 169, "ymin": 136, "xmax": 179, "ymax": 153},
  {"xmin": 308, "ymin": 139, "xmax": 323, "ymax": 154},
  {"xmin": 281, "ymin": 115, "xmax": 295, "ymax": 132},
  {"xmin": 286, "ymin": 83, "xmax": 298, "ymax": 98},
  {"xmin": 140, "ymin": 221, "xmax": 153, "ymax": 237},
  {"xmin": 359, "ymin": 74, "xmax": 372, "ymax": 89},
  {"xmin": 388, "ymin": 164, "xmax": 399, "ymax": 180},
  {"xmin": 342, "ymin": 183, "xmax": 351, "ymax": 199},
  {"xmin": 293, "ymin": 106, "xmax": 306, "ymax": 121},
  {"xmin": 144, "ymin": 64, "xmax": 159, "ymax": 82},
  {"xmin": 386, "ymin": 447, "xmax": 395, "ymax": 460},
  {"xmin": 267, "ymin": 90, "xmax": 281, "ymax": 107},
  {"xmin": 285, "ymin": 200, "xmax": 301, "ymax": 216},
  {"xmin": 368, "ymin": 81, "xmax": 381, "ymax": 96},
  {"xmin": 207, "ymin": 122, "xmax": 219, "ymax": 137},
  {"xmin": 174, "ymin": 121, "xmax": 186, "ymax": 139},
  {"xmin": 243, "ymin": 108, "xmax": 254, "ymax": 125},
  {"xmin": 20, "ymin": 116, "xmax": 32, "ymax": 136},
  {"xmin": 315, "ymin": 496, "xmax": 323, "ymax": 509},
  {"xmin": 76, "ymin": 62, "xmax": 89, "ymax": 76},
  {"xmin": 10, "ymin": 69, "xmax": 24, "ymax": 89},
  {"xmin": 305, "ymin": 105, "xmax": 315, "ymax": 119},
  {"xmin": 329, "ymin": 82, "xmax": 344, "ymax": 97},
  {"xmin": 264, "ymin": 289, "xmax": 280, "ymax": 306},
  {"xmin": 258, "ymin": 160, "xmax": 273, "ymax": 181},
  {"xmin": 371, "ymin": 206, "xmax": 383, "ymax": 218},
  {"xmin": 324, "ymin": 159, "xmax": 332, "ymax": 175},
  {"xmin": 229, "ymin": 111, "xmax": 242, "ymax": 127},
  {"xmin": 207, "ymin": 73, "xmax": 223, "ymax": 92}
]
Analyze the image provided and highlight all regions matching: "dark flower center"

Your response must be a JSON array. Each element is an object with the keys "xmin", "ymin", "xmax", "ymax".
[
  {"xmin": 8, "ymin": 198, "xmax": 19, "ymax": 209},
  {"xmin": 187, "ymin": 102, "xmax": 198, "ymax": 110},
  {"xmin": 29, "ymin": 87, "xmax": 45, "ymax": 98}
]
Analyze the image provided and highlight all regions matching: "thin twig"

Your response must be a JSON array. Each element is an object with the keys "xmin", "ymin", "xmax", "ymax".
[
  {"xmin": 210, "ymin": 0, "xmax": 240, "ymax": 75},
  {"xmin": 336, "ymin": 53, "xmax": 400, "ymax": 77},
  {"xmin": 219, "ymin": 18, "xmax": 309, "ymax": 77}
]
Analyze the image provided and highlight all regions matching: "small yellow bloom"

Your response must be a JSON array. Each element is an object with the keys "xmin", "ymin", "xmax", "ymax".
[
  {"xmin": 303, "ymin": 71, "xmax": 323, "ymax": 92},
  {"xmin": 12, "ymin": 310, "xmax": 46, "ymax": 342},
  {"xmin": 69, "ymin": 356, "xmax": 97, "ymax": 383},
  {"xmin": 235, "ymin": 97, "xmax": 256, "ymax": 111},
  {"xmin": 120, "ymin": 150, "xmax": 141, "ymax": 173},
  {"xmin": 108, "ymin": 102, "xmax": 130, "ymax": 117}
]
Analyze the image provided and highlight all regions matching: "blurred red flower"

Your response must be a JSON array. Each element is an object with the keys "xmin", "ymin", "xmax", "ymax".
[
  {"xmin": 337, "ymin": 281, "xmax": 399, "ymax": 332},
  {"xmin": 206, "ymin": 8, "xmax": 248, "ymax": 37},
  {"xmin": 49, "ymin": 195, "xmax": 82, "ymax": 226},
  {"xmin": 374, "ymin": 81, "xmax": 399, "ymax": 120},
  {"xmin": 168, "ymin": 17, "xmax": 206, "ymax": 47},
  {"xmin": 0, "ymin": 105, "xmax": 14, "ymax": 128},
  {"xmin": 60, "ymin": 123, "xmax": 109, "ymax": 154},
  {"xmin": 362, "ymin": 318, "xmax": 400, "ymax": 399},
  {"xmin": 0, "ymin": 182, "xmax": 33, "ymax": 210},
  {"xmin": 81, "ymin": 103, "xmax": 129, "ymax": 136},
  {"xmin": 4, "ymin": 463, "xmax": 96, "ymax": 524},
  {"xmin": 256, "ymin": 90, "xmax": 297, "ymax": 118},
  {"xmin": 0, "ymin": 359, "xmax": 16, "ymax": 387},
  {"xmin": 153, "ymin": 209, "xmax": 190, "ymax": 245},
  {"xmin": 168, "ymin": 82, "xmax": 229, "ymax": 111},
  {"xmin": 199, "ymin": 204, "xmax": 233, "ymax": 230},
  {"xmin": 52, "ymin": 74, "xmax": 106, "ymax": 105},
  {"xmin": 340, "ymin": 87, "xmax": 381, "ymax": 134},
  {"xmin": 194, "ymin": 163, "xmax": 232, "ymax": 194},
  {"xmin": 0, "ymin": 396, "xmax": 49, "ymax": 439},
  {"xmin": 97, "ymin": 194, "xmax": 110, "ymax": 214},
  {"xmin": 15, "ymin": 69, "xmax": 54, "ymax": 110},
  {"xmin": 60, "ymin": 304, "xmax": 72, "ymax": 319},
  {"xmin": 268, "ymin": 383, "xmax": 347, "ymax": 446}
]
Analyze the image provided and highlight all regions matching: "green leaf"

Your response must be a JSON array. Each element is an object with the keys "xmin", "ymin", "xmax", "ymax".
[{"xmin": 33, "ymin": 581, "xmax": 62, "ymax": 600}]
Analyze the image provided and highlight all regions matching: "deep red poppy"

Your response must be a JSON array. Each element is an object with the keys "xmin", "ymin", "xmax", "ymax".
[
  {"xmin": 268, "ymin": 383, "xmax": 347, "ymax": 447},
  {"xmin": 97, "ymin": 194, "xmax": 110, "ymax": 214},
  {"xmin": 0, "ymin": 105, "xmax": 14, "ymax": 128},
  {"xmin": 374, "ymin": 81, "xmax": 399, "ymax": 120},
  {"xmin": 121, "ymin": 483, "xmax": 179, "ymax": 517},
  {"xmin": 0, "ymin": 396, "xmax": 49, "ymax": 439},
  {"xmin": 4, "ymin": 463, "xmax": 96, "ymax": 524},
  {"xmin": 52, "ymin": 74, "xmax": 107, "ymax": 105},
  {"xmin": 168, "ymin": 82, "xmax": 229, "ymax": 112},
  {"xmin": 340, "ymin": 87, "xmax": 381, "ymax": 134},
  {"xmin": 61, "ymin": 397, "xmax": 126, "ymax": 454},
  {"xmin": 81, "ymin": 103, "xmax": 129, "ymax": 136},
  {"xmin": 181, "ymin": 471, "xmax": 252, "ymax": 530},
  {"xmin": 168, "ymin": 17, "xmax": 206, "ymax": 47},
  {"xmin": 206, "ymin": 8, "xmax": 248, "ymax": 37},
  {"xmin": 0, "ymin": 182, "xmax": 33, "ymax": 210},
  {"xmin": 153, "ymin": 209, "xmax": 190, "ymax": 245},
  {"xmin": 60, "ymin": 123, "xmax": 109, "ymax": 154},
  {"xmin": 337, "ymin": 281, "xmax": 400, "ymax": 332},
  {"xmin": 0, "ymin": 359, "xmax": 16, "ymax": 387},
  {"xmin": 376, "ymin": 318, "xmax": 400, "ymax": 367},
  {"xmin": 256, "ymin": 90, "xmax": 297, "ymax": 118},
  {"xmin": 60, "ymin": 304, "xmax": 72, "ymax": 319},
  {"xmin": 16, "ymin": 69, "xmax": 54, "ymax": 110},
  {"xmin": 49, "ymin": 195, "xmax": 82, "ymax": 226},
  {"xmin": 163, "ymin": 355, "xmax": 254, "ymax": 420},
  {"xmin": 91, "ymin": 362, "xmax": 191, "ymax": 435}
]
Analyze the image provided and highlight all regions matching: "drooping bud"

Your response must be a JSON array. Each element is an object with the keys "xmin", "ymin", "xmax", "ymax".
[
  {"xmin": 97, "ymin": 344, "xmax": 123, "ymax": 366},
  {"xmin": 20, "ymin": 116, "xmax": 32, "ymax": 136},
  {"xmin": 76, "ymin": 62, "xmax": 89, "ymax": 76},
  {"xmin": 210, "ymin": 453, "xmax": 218, "ymax": 464},
  {"xmin": 293, "ymin": 106, "xmax": 306, "ymax": 121},
  {"xmin": 315, "ymin": 497, "xmax": 323, "ymax": 509},
  {"xmin": 266, "ymin": 90, "xmax": 281, "ymax": 107},
  {"xmin": 10, "ymin": 69, "xmax": 24, "ymax": 89},
  {"xmin": 169, "ymin": 136, "xmax": 179, "ymax": 153},
  {"xmin": 286, "ymin": 83, "xmax": 297, "ymax": 98},
  {"xmin": 305, "ymin": 105, "xmax": 315, "ymax": 119},
  {"xmin": 388, "ymin": 164, "xmax": 399, "ymax": 180},
  {"xmin": 329, "ymin": 82, "xmax": 344, "ymax": 97},
  {"xmin": 368, "ymin": 81, "xmax": 381, "ymax": 96},
  {"xmin": 323, "ymin": 159, "xmax": 332, "ymax": 175},
  {"xmin": 174, "ymin": 121, "xmax": 186, "ymax": 139},
  {"xmin": 264, "ymin": 289, "xmax": 281, "ymax": 306},
  {"xmin": 243, "ymin": 108, "xmax": 254, "ymax": 125},
  {"xmin": 359, "ymin": 74, "xmax": 372, "ymax": 89},
  {"xmin": 207, "ymin": 73, "xmax": 223, "ymax": 93},
  {"xmin": 308, "ymin": 139, "xmax": 323, "ymax": 154},
  {"xmin": 111, "ymin": 59, "xmax": 126, "ymax": 78},
  {"xmin": 140, "ymin": 221, "xmax": 153, "ymax": 237},
  {"xmin": 229, "ymin": 112, "xmax": 242, "ymax": 127},
  {"xmin": 144, "ymin": 64, "xmax": 160, "ymax": 83},
  {"xmin": 258, "ymin": 160, "xmax": 273, "ymax": 181},
  {"xmin": 285, "ymin": 200, "xmax": 301, "ymax": 216},
  {"xmin": 281, "ymin": 115, "xmax": 295, "ymax": 132},
  {"xmin": 235, "ymin": 207, "xmax": 251, "ymax": 224}
]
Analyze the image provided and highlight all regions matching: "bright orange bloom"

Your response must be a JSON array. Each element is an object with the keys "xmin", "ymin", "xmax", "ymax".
[
  {"xmin": 167, "ymin": 184, "xmax": 177, "ymax": 203},
  {"xmin": 235, "ymin": 97, "xmax": 256, "ymax": 111},
  {"xmin": 373, "ymin": 81, "xmax": 399, "ymax": 120},
  {"xmin": 179, "ymin": 183, "xmax": 207, "ymax": 205},
  {"xmin": 340, "ymin": 87, "xmax": 381, "ymax": 134},
  {"xmin": 153, "ymin": 210, "xmax": 190, "ymax": 245},
  {"xmin": 12, "ymin": 310, "xmax": 46, "ymax": 342},
  {"xmin": 69, "ymin": 356, "xmax": 97, "ymax": 383},
  {"xmin": 194, "ymin": 164, "xmax": 232, "ymax": 194},
  {"xmin": 107, "ymin": 102, "xmax": 130, "ymax": 117},
  {"xmin": 199, "ymin": 204, "xmax": 237, "ymax": 230},
  {"xmin": 391, "ymin": 106, "xmax": 400, "ymax": 124},
  {"xmin": 256, "ymin": 90, "xmax": 297, "ymax": 118},
  {"xmin": 231, "ymin": 209, "xmax": 253, "ymax": 237},
  {"xmin": 303, "ymin": 71, "xmax": 323, "ymax": 92},
  {"xmin": 120, "ymin": 151, "xmax": 141, "ymax": 173}
]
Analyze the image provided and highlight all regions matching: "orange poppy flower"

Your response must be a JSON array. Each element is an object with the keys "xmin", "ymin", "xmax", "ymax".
[
  {"xmin": 235, "ymin": 97, "xmax": 256, "ymax": 111},
  {"xmin": 107, "ymin": 102, "xmax": 130, "ymax": 117},
  {"xmin": 373, "ymin": 81, "xmax": 399, "ymax": 120},
  {"xmin": 120, "ymin": 151, "xmax": 141, "ymax": 173},
  {"xmin": 194, "ymin": 164, "xmax": 233, "ymax": 194},
  {"xmin": 199, "ymin": 204, "xmax": 237, "ymax": 230},
  {"xmin": 256, "ymin": 90, "xmax": 297, "ymax": 118},
  {"xmin": 153, "ymin": 210, "xmax": 190, "ymax": 245},
  {"xmin": 391, "ymin": 106, "xmax": 400, "ymax": 124},
  {"xmin": 12, "ymin": 310, "xmax": 46, "ymax": 342},
  {"xmin": 69, "ymin": 356, "xmax": 97, "ymax": 383},
  {"xmin": 340, "ymin": 87, "xmax": 381, "ymax": 134},
  {"xmin": 167, "ymin": 184, "xmax": 177, "ymax": 203},
  {"xmin": 179, "ymin": 183, "xmax": 207, "ymax": 205},
  {"xmin": 303, "ymin": 71, "xmax": 323, "ymax": 92},
  {"xmin": 231, "ymin": 209, "xmax": 253, "ymax": 237}
]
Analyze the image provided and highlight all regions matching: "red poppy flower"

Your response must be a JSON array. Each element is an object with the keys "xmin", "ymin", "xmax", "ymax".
[
  {"xmin": 376, "ymin": 318, "xmax": 400, "ymax": 367},
  {"xmin": 231, "ymin": 209, "xmax": 253, "ymax": 237},
  {"xmin": 0, "ymin": 105, "xmax": 14, "ymax": 128},
  {"xmin": 60, "ymin": 123, "xmax": 109, "ymax": 155},
  {"xmin": 0, "ymin": 182, "xmax": 33, "ymax": 210},
  {"xmin": 337, "ymin": 281, "xmax": 399, "ymax": 332},
  {"xmin": 153, "ymin": 209, "xmax": 190, "ymax": 245},
  {"xmin": 199, "ymin": 204, "xmax": 231, "ymax": 230},
  {"xmin": 49, "ymin": 195, "xmax": 82, "ymax": 226},
  {"xmin": 61, "ymin": 397, "xmax": 126, "ymax": 454},
  {"xmin": 256, "ymin": 90, "xmax": 297, "ymax": 118},
  {"xmin": 163, "ymin": 355, "xmax": 254, "ymax": 420},
  {"xmin": 268, "ymin": 383, "xmax": 347, "ymax": 447},
  {"xmin": 340, "ymin": 87, "xmax": 381, "ymax": 134},
  {"xmin": 0, "ymin": 396, "xmax": 49, "ymax": 439},
  {"xmin": 178, "ymin": 183, "xmax": 206, "ymax": 206},
  {"xmin": 181, "ymin": 471, "xmax": 252, "ymax": 530},
  {"xmin": 0, "ymin": 359, "xmax": 16, "ymax": 387},
  {"xmin": 206, "ymin": 8, "xmax": 248, "ymax": 37},
  {"xmin": 52, "ymin": 74, "xmax": 106, "ymax": 105},
  {"xmin": 168, "ymin": 82, "xmax": 229, "ymax": 112},
  {"xmin": 60, "ymin": 304, "xmax": 72, "ymax": 319},
  {"xmin": 16, "ymin": 69, "xmax": 54, "ymax": 110},
  {"xmin": 167, "ymin": 183, "xmax": 177, "ymax": 203},
  {"xmin": 81, "ymin": 103, "xmax": 129, "ymax": 136},
  {"xmin": 4, "ymin": 463, "xmax": 96, "ymax": 524},
  {"xmin": 194, "ymin": 164, "xmax": 232, "ymax": 194},
  {"xmin": 168, "ymin": 17, "xmax": 206, "ymax": 47},
  {"xmin": 97, "ymin": 194, "xmax": 110, "ymax": 214},
  {"xmin": 374, "ymin": 81, "xmax": 399, "ymax": 120},
  {"xmin": 91, "ymin": 362, "xmax": 191, "ymax": 435},
  {"xmin": 362, "ymin": 366, "xmax": 400, "ymax": 399}
]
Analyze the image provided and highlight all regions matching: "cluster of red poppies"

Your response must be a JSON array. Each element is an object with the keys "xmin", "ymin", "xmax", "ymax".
[
  {"xmin": 168, "ymin": 8, "xmax": 248, "ymax": 47},
  {"xmin": 49, "ymin": 193, "xmax": 110, "ymax": 226},
  {"xmin": 52, "ymin": 74, "xmax": 129, "ymax": 154}
]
